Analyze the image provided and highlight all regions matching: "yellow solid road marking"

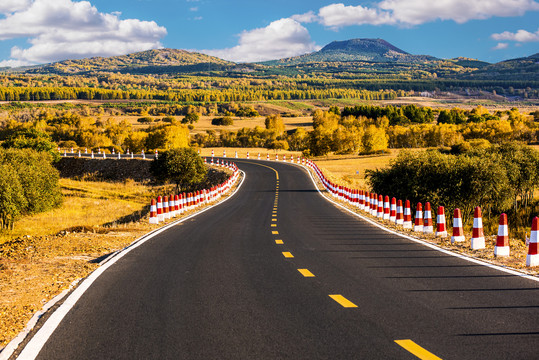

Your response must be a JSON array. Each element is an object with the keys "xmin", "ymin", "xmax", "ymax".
[
  {"xmin": 272, "ymin": 231, "xmax": 279, "ymax": 235},
  {"xmin": 282, "ymin": 252, "xmax": 294, "ymax": 258},
  {"xmin": 298, "ymin": 269, "xmax": 315, "ymax": 277},
  {"xmin": 275, "ymin": 240, "xmax": 284, "ymax": 244},
  {"xmin": 247, "ymin": 162, "xmax": 279, "ymax": 180},
  {"xmin": 394, "ymin": 340, "xmax": 442, "ymax": 360},
  {"xmin": 329, "ymin": 295, "xmax": 358, "ymax": 308}
]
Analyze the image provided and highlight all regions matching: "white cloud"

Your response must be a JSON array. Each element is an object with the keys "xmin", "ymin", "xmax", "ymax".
[
  {"xmin": 312, "ymin": 1, "xmax": 539, "ymax": 28},
  {"xmin": 492, "ymin": 42, "xmax": 509, "ymax": 50},
  {"xmin": 379, "ymin": 0, "xmax": 539, "ymax": 25},
  {"xmin": 0, "ymin": 59, "xmax": 32, "ymax": 68},
  {"xmin": 318, "ymin": 3, "xmax": 395, "ymax": 28},
  {"xmin": 492, "ymin": 28, "xmax": 539, "ymax": 42},
  {"xmin": 0, "ymin": 0, "xmax": 31, "ymax": 15},
  {"xmin": 291, "ymin": 11, "xmax": 318, "ymax": 23},
  {"xmin": 190, "ymin": 7, "xmax": 198, "ymax": 12},
  {"xmin": 201, "ymin": 18, "xmax": 320, "ymax": 63},
  {"xmin": 0, "ymin": 0, "xmax": 167, "ymax": 65}
]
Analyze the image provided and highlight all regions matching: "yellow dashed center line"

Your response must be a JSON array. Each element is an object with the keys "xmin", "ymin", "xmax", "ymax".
[
  {"xmin": 271, "ymin": 224, "xmax": 277, "ymax": 227},
  {"xmin": 394, "ymin": 340, "xmax": 442, "ymax": 360},
  {"xmin": 282, "ymin": 252, "xmax": 294, "ymax": 258},
  {"xmin": 275, "ymin": 240, "xmax": 283, "ymax": 244},
  {"xmin": 272, "ymin": 231, "xmax": 279, "ymax": 235},
  {"xmin": 329, "ymin": 295, "xmax": 357, "ymax": 308},
  {"xmin": 272, "ymin": 219, "xmax": 277, "ymax": 222},
  {"xmin": 298, "ymin": 269, "xmax": 315, "ymax": 277}
]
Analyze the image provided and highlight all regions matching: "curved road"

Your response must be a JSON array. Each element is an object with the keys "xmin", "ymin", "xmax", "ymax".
[{"xmin": 16, "ymin": 160, "xmax": 539, "ymax": 359}]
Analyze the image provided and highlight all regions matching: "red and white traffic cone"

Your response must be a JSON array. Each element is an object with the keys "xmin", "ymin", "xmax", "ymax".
[
  {"xmin": 291, "ymin": 155, "xmax": 294, "ymax": 163},
  {"xmin": 403, "ymin": 200, "xmax": 412, "ymax": 229},
  {"xmin": 211, "ymin": 149, "xmax": 214, "ymax": 157},
  {"xmin": 364, "ymin": 191, "xmax": 370, "ymax": 212},
  {"xmin": 423, "ymin": 202, "xmax": 433, "ymax": 234},
  {"xmin": 451, "ymin": 208, "xmax": 465, "ymax": 243},
  {"xmin": 389, "ymin": 197, "xmax": 396, "ymax": 222},
  {"xmin": 377, "ymin": 195, "xmax": 384, "ymax": 218},
  {"xmin": 235, "ymin": 151, "xmax": 238, "ymax": 158},
  {"xmin": 396, "ymin": 200, "xmax": 404, "ymax": 225},
  {"xmin": 163, "ymin": 195, "xmax": 169, "ymax": 219},
  {"xmin": 414, "ymin": 202, "xmax": 423, "ymax": 232},
  {"xmin": 471, "ymin": 206, "xmax": 485, "ymax": 250},
  {"xmin": 246, "ymin": 152, "xmax": 250, "ymax": 159},
  {"xmin": 223, "ymin": 150, "xmax": 227, "ymax": 157},
  {"xmin": 435, "ymin": 206, "xmax": 447, "ymax": 237},
  {"xmin": 258, "ymin": 153, "xmax": 261, "ymax": 160},
  {"xmin": 155, "ymin": 150, "xmax": 158, "ymax": 159},
  {"xmin": 174, "ymin": 195, "xmax": 180, "ymax": 216},
  {"xmin": 149, "ymin": 199, "xmax": 158, "ymax": 224},
  {"xmin": 371, "ymin": 193, "xmax": 378, "ymax": 216},
  {"xmin": 283, "ymin": 155, "xmax": 287, "ymax": 162},
  {"xmin": 157, "ymin": 196, "xmax": 164, "ymax": 222},
  {"xmin": 526, "ymin": 217, "xmax": 539, "ymax": 267},
  {"xmin": 169, "ymin": 195, "xmax": 175, "ymax": 217},
  {"xmin": 383, "ymin": 195, "xmax": 390, "ymax": 220},
  {"xmin": 359, "ymin": 190, "xmax": 365, "ymax": 211},
  {"xmin": 267, "ymin": 154, "xmax": 270, "ymax": 160},
  {"xmin": 494, "ymin": 213, "xmax": 509, "ymax": 257}
]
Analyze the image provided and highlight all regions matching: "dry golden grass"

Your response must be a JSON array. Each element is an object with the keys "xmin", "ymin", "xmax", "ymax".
[
  {"xmin": 314, "ymin": 151, "xmax": 399, "ymax": 189},
  {"xmin": 191, "ymin": 115, "xmax": 313, "ymax": 134},
  {"xmin": 0, "ymin": 179, "xmax": 155, "ymax": 245}
]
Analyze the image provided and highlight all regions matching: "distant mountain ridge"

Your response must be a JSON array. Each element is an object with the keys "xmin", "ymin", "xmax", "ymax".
[
  {"xmin": 24, "ymin": 49, "xmax": 233, "ymax": 75},
  {"xmin": 460, "ymin": 53, "xmax": 539, "ymax": 80},
  {"xmin": 263, "ymin": 38, "xmax": 437, "ymax": 65},
  {"xmin": 4, "ymin": 38, "xmax": 537, "ymax": 82}
]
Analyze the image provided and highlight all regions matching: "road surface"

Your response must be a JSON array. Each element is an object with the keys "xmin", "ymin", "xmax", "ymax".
[{"xmin": 16, "ymin": 159, "xmax": 539, "ymax": 359}]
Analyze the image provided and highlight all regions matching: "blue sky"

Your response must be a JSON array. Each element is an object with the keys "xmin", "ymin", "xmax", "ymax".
[{"xmin": 0, "ymin": 0, "xmax": 538, "ymax": 67}]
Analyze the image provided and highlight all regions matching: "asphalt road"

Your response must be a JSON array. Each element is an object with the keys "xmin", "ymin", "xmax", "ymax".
[{"xmin": 19, "ymin": 159, "xmax": 539, "ymax": 359}]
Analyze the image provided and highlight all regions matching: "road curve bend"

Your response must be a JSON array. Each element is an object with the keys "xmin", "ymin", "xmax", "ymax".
[{"xmin": 14, "ymin": 159, "xmax": 539, "ymax": 360}]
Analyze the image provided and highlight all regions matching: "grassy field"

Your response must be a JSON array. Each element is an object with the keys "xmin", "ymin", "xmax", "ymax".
[
  {"xmin": 192, "ymin": 115, "xmax": 313, "ymax": 134},
  {"xmin": 314, "ymin": 151, "xmax": 398, "ymax": 189}
]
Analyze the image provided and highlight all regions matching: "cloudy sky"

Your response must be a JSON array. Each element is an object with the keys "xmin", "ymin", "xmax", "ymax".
[{"xmin": 0, "ymin": 0, "xmax": 538, "ymax": 67}]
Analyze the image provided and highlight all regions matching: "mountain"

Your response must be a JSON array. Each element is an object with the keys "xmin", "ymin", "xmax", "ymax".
[
  {"xmin": 459, "ymin": 53, "xmax": 539, "ymax": 80},
  {"xmin": 24, "ymin": 49, "xmax": 234, "ymax": 75},
  {"xmin": 263, "ymin": 38, "xmax": 437, "ymax": 65}
]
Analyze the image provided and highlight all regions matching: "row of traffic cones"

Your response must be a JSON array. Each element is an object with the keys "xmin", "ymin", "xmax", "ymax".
[
  {"xmin": 302, "ymin": 159, "xmax": 539, "ymax": 267},
  {"xmin": 149, "ymin": 162, "xmax": 240, "ymax": 224}
]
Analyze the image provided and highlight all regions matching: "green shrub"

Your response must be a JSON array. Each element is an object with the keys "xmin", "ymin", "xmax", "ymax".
[
  {"xmin": 0, "ymin": 148, "xmax": 62, "ymax": 229},
  {"xmin": 150, "ymin": 147, "xmax": 207, "ymax": 192},
  {"xmin": 137, "ymin": 116, "xmax": 154, "ymax": 123},
  {"xmin": 211, "ymin": 117, "xmax": 234, "ymax": 126}
]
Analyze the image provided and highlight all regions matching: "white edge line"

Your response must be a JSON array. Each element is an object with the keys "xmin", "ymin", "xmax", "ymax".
[
  {"xmin": 298, "ymin": 164, "xmax": 539, "ymax": 283},
  {"xmin": 6, "ymin": 170, "xmax": 245, "ymax": 360}
]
